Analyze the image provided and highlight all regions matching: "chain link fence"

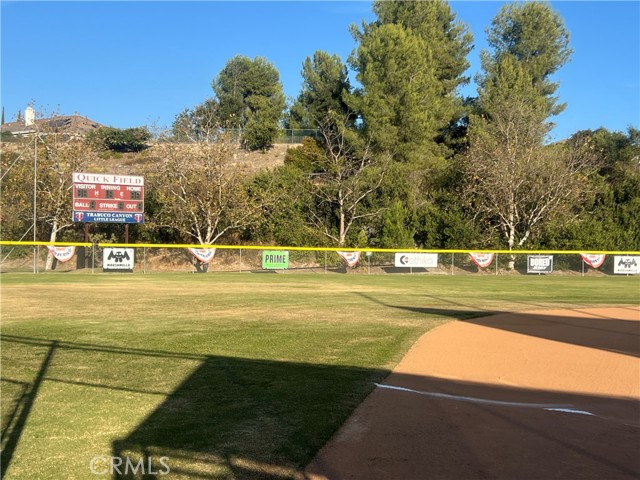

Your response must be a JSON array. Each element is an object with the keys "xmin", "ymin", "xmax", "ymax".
[{"xmin": 2, "ymin": 244, "xmax": 638, "ymax": 277}]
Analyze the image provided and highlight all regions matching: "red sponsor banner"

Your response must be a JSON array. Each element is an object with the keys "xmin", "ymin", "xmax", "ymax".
[
  {"xmin": 73, "ymin": 183, "xmax": 144, "ymax": 201},
  {"xmin": 188, "ymin": 248, "xmax": 216, "ymax": 264},
  {"xmin": 46, "ymin": 246, "xmax": 76, "ymax": 263},
  {"xmin": 469, "ymin": 253, "xmax": 495, "ymax": 268},
  {"xmin": 337, "ymin": 251, "xmax": 361, "ymax": 268},
  {"xmin": 73, "ymin": 199, "xmax": 144, "ymax": 212},
  {"xmin": 581, "ymin": 254, "xmax": 606, "ymax": 269}
]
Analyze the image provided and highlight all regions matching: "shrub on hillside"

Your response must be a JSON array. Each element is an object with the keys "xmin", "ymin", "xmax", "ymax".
[{"xmin": 86, "ymin": 126, "xmax": 150, "ymax": 153}]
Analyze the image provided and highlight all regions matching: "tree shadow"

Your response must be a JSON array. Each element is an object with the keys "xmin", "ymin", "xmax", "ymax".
[
  {"xmin": 303, "ymin": 373, "xmax": 640, "ymax": 480},
  {"xmin": 1, "ymin": 330, "xmax": 639, "ymax": 479},
  {"xmin": 354, "ymin": 292, "xmax": 640, "ymax": 357},
  {"xmin": 1, "ymin": 340, "xmax": 58, "ymax": 478},
  {"xmin": 0, "ymin": 334, "xmax": 386, "ymax": 479}
]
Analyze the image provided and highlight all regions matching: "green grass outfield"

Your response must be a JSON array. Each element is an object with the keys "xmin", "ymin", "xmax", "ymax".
[{"xmin": 1, "ymin": 273, "xmax": 638, "ymax": 479}]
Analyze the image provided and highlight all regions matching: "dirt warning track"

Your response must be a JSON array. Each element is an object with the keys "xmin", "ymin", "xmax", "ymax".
[{"xmin": 302, "ymin": 307, "xmax": 640, "ymax": 480}]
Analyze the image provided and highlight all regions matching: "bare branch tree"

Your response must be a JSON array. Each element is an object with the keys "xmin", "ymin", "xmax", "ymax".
[
  {"xmin": 151, "ymin": 133, "xmax": 274, "ymax": 246},
  {"xmin": 311, "ymin": 113, "xmax": 388, "ymax": 247},
  {"xmin": 465, "ymin": 96, "xmax": 598, "ymax": 266}
]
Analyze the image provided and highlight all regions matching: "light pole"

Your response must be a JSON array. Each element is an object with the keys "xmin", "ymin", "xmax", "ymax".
[{"xmin": 32, "ymin": 134, "xmax": 37, "ymax": 273}]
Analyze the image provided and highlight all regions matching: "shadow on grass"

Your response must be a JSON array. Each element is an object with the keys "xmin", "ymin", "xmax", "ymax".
[
  {"xmin": 0, "ymin": 335, "xmax": 386, "ymax": 479},
  {"xmin": 1, "ymin": 316, "xmax": 639, "ymax": 479}
]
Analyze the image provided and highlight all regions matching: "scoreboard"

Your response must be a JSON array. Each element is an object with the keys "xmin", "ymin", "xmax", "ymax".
[{"xmin": 72, "ymin": 173, "xmax": 144, "ymax": 223}]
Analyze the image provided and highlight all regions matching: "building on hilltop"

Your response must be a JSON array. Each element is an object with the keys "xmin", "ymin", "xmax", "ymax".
[{"xmin": 1, "ymin": 106, "xmax": 103, "ymax": 139}]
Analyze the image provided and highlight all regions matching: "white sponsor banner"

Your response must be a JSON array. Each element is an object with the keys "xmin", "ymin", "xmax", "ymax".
[
  {"xmin": 394, "ymin": 253, "xmax": 438, "ymax": 268},
  {"xmin": 469, "ymin": 253, "xmax": 494, "ymax": 268},
  {"xmin": 581, "ymin": 254, "xmax": 606, "ymax": 269},
  {"xmin": 103, "ymin": 248, "xmax": 135, "ymax": 271},
  {"xmin": 337, "ymin": 251, "xmax": 361, "ymax": 268},
  {"xmin": 46, "ymin": 246, "xmax": 76, "ymax": 263},
  {"xmin": 527, "ymin": 255, "xmax": 553, "ymax": 274},
  {"xmin": 614, "ymin": 256, "xmax": 639, "ymax": 275},
  {"xmin": 188, "ymin": 248, "xmax": 216, "ymax": 264}
]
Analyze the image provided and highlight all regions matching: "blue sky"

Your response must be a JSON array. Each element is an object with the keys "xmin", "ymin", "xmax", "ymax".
[{"xmin": 1, "ymin": 1, "xmax": 638, "ymax": 141}]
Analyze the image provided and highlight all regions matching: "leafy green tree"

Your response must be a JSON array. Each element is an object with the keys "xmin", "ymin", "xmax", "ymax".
[
  {"xmin": 212, "ymin": 55, "xmax": 285, "ymax": 151},
  {"xmin": 246, "ymin": 164, "xmax": 322, "ymax": 247},
  {"xmin": 480, "ymin": 1, "xmax": 572, "ymax": 118},
  {"xmin": 350, "ymin": 23, "xmax": 445, "ymax": 164},
  {"xmin": 373, "ymin": 0, "xmax": 473, "ymax": 99},
  {"xmin": 86, "ymin": 126, "xmax": 150, "ymax": 153},
  {"xmin": 284, "ymin": 137, "xmax": 326, "ymax": 173},
  {"xmin": 289, "ymin": 51, "xmax": 354, "ymax": 129},
  {"xmin": 172, "ymin": 99, "xmax": 219, "ymax": 142},
  {"xmin": 349, "ymin": 0, "xmax": 473, "ymax": 165},
  {"xmin": 538, "ymin": 127, "xmax": 640, "ymax": 251}
]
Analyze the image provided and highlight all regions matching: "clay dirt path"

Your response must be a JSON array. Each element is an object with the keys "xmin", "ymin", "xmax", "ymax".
[{"xmin": 301, "ymin": 307, "xmax": 640, "ymax": 480}]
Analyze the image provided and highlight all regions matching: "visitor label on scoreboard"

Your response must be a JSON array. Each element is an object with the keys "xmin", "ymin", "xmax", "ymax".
[
  {"xmin": 527, "ymin": 255, "xmax": 553, "ymax": 273},
  {"xmin": 262, "ymin": 251, "xmax": 289, "ymax": 270},
  {"xmin": 103, "ymin": 248, "xmax": 134, "ymax": 272},
  {"xmin": 614, "ymin": 256, "xmax": 639, "ymax": 275},
  {"xmin": 394, "ymin": 253, "xmax": 438, "ymax": 268}
]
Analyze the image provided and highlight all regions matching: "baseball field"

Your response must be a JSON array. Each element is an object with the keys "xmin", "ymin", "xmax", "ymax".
[{"xmin": 1, "ymin": 273, "xmax": 638, "ymax": 479}]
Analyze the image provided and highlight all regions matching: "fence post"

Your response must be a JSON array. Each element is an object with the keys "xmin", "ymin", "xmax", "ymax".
[
  {"xmin": 451, "ymin": 253, "xmax": 454, "ymax": 275},
  {"xmin": 324, "ymin": 251, "xmax": 327, "ymax": 274},
  {"xmin": 495, "ymin": 254, "xmax": 498, "ymax": 275},
  {"xmin": 239, "ymin": 248, "xmax": 242, "ymax": 273},
  {"xmin": 143, "ymin": 247, "xmax": 146, "ymax": 275},
  {"xmin": 92, "ymin": 243, "xmax": 95, "ymax": 274}
]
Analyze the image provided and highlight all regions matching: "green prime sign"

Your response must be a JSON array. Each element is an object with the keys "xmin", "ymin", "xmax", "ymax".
[{"xmin": 262, "ymin": 250, "xmax": 289, "ymax": 270}]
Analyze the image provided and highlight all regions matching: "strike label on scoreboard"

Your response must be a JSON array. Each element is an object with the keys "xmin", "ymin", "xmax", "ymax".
[{"xmin": 72, "ymin": 173, "xmax": 144, "ymax": 223}]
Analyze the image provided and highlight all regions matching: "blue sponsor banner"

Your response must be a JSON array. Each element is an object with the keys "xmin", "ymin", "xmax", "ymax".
[{"xmin": 73, "ymin": 211, "xmax": 144, "ymax": 224}]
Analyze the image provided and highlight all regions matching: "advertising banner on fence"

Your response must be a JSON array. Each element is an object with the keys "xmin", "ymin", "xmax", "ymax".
[
  {"xmin": 469, "ymin": 253, "xmax": 495, "ymax": 268},
  {"xmin": 337, "ymin": 251, "xmax": 361, "ymax": 268},
  {"xmin": 262, "ymin": 251, "xmax": 289, "ymax": 270},
  {"xmin": 188, "ymin": 248, "xmax": 216, "ymax": 264},
  {"xmin": 527, "ymin": 255, "xmax": 553, "ymax": 274},
  {"xmin": 103, "ymin": 248, "xmax": 135, "ymax": 272},
  {"xmin": 46, "ymin": 246, "xmax": 76, "ymax": 263},
  {"xmin": 394, "ymin": 253, "xmax": 438, "ymax": 268},
  {"xmin": 581, "ymin": 254, "xmax": 606, "ymax": 269},
  {"xmin": 614, "ymin": 256, "xmax": 639, "ymax": 275}
]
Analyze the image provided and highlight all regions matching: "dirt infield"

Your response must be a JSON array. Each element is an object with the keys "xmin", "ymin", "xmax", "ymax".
[{"xmin": 301, "ymin": 307, "xmax": 640, "ymax": 480}]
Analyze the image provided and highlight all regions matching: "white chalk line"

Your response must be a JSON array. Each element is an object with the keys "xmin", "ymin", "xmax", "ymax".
[{"xmin": 374, "ymin": 383, "xmax": 595, "ymax": 416}]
